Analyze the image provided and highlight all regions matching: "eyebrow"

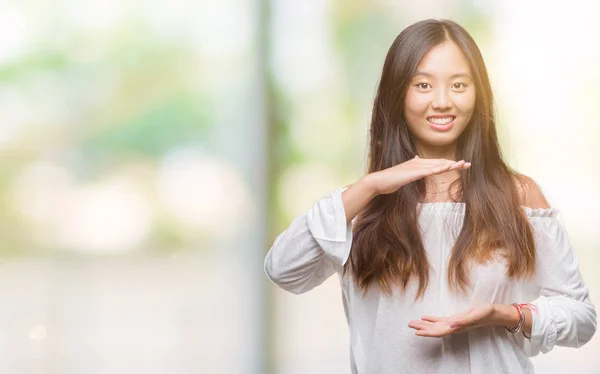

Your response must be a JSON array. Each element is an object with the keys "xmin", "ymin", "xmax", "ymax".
[{"xmin": 413, "ymin": 71, "xmax": 472, "ymax": 80}]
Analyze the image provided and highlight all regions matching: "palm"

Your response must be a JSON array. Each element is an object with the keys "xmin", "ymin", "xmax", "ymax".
[{"xmin": 408, "ymin": 304, "xmax": 495, "ymax": 337}]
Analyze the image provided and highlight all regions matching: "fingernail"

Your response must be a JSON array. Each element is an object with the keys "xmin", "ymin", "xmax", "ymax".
[{"xmin": 450, "ymin": 322, "xmax": 460, "ymax": 328}]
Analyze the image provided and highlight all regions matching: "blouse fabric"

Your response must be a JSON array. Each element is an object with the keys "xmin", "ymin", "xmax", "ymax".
[{"xmin": 264, "ymin": 187, "xmax": 597, "ymax": 373}]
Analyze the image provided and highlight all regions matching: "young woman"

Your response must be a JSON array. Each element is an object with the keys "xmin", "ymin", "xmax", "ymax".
[{"xmin": 264, "ymin": 19, "xmax": 597, "ymax": 373}]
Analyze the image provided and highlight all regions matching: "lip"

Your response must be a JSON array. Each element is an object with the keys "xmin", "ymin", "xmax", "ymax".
[{"xmin": 427, "ymin": 115, "xmax": 456, "ymax": 132}]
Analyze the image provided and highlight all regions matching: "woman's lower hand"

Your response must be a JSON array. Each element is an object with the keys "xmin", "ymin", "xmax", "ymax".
[{"xmin": 407, "ymin": 304, "xmax": 496, "ymax": 337}]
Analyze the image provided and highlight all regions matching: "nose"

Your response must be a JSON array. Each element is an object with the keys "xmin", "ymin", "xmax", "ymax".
[{"xmin": 431, "ymin": 88, "xmax": 452, "ymax": 110}]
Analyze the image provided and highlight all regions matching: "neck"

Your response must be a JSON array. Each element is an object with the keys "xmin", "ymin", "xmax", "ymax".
[
  {"xmin": 414, "ymin": 142, "xmax": 462, "ymax": 199},
  {"xmin": 414, "ymin": 142, "xmax": 457, "ymax": 160}
]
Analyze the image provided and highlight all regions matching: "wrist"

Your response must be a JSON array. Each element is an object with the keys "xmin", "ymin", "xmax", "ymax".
[
  {"xmin": 361, "ymin": 173, "xmax": 380, "ymax": 198},
  {"xmin": 492, "ymin": 304, "xmax": 519, "ymax": 328}
]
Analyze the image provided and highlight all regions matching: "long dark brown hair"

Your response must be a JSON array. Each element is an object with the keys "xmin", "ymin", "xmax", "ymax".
[{"xmin": 345, "ymin": 19, "xmax": 536, "ymax": 299}]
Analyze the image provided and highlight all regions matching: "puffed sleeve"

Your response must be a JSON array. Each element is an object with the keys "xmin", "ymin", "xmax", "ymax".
[
  {"xmin": 519, "ymin": 207, "xmax": 597, "ymax": 356},
  {"xmin": 263, "ymin": 187, "xmax": 353, "ymax": 294}
]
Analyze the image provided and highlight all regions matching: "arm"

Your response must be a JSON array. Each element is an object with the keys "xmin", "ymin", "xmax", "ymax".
[
  {"xmin": 265, "ymin": 158, "xmax": 471, "ymax": 294},
  {"xmin": 489, "ymin": 174, "xmax": 550, "ymax": 336},
  {"xmin": 407, "ymin": 221, "xmax": 597, "ymax": 343},
  {"xmin": 409, "ymin": 178, "xmax": 596, "ymax": 347},
  {"xmin": 264, "ymin": 177, "xmax": 376, "ymax": 294},
  {"xmin": 525, "ymin": 211, "xmax": 597, "ymax": 354},
  {"xmin": 514, "ymin": 179, "xmax": 596, "ymax": 354},
  {"xmin": 341, "ymin": 175, "xmax": 379, "ymax": 223}
]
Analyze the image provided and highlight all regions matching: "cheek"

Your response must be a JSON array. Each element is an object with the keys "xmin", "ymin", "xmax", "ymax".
[
  {"xmin": 404, "ymin": 92, "xmax": 430, "ymax": 116},
  {"xmin": 454, "ymin": 92, "xmax": 476, "ymax": 116}
]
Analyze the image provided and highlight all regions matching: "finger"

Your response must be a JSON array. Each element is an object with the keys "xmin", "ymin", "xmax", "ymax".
[
  {"xmin": 431, "ymin": 164, "xmax": 453, "ymax": 174},
  {"xmin": 415, "ymin": 330, "xmax": 445, "ymax": 338},
  {"xmin": 448, "ymin": 161, "xmax": 472, "ymax": 172},
  {"xmin": 447, "ymin": 164, "xmax": 464, "ymax": 172},
  {"xmin": 448, "ymin": 160, "xmax": 465, "ymax": 170},
  {"xmin": 434, "ymin": 159, "xmax": 456, "ymax": 167},
  {"xmin": 407, "ymin": 320, "xmax": 423, "ymax": 329},
  {"xmin": 408, "ymin": 320, "xmax": 432, "ymax": 329},
  {"xmin": 422, "ymin": 159, "xmax": 467, "ymax": 176},
  {"xmin": 421, "ymin": 315, "xmax": 442, "ymax": 322},
  {"xmin": 424, "ymin": 160, "xmax": 453, "ymax": 171}
]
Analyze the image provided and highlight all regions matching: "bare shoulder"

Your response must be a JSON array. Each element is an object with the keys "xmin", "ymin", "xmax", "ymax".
[{"xmin": 512, "ymin": 174, "xmax": 551, "ymax": 209}]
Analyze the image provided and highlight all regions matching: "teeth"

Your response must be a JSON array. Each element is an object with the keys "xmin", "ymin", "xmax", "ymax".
[{"xmin": 428, "ymin": 117, "xmax": 454, "ymax": 125}]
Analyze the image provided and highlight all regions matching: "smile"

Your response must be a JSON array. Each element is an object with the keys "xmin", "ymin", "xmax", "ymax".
[{"xmin": 426, "ymin": 116, "xmax": 456, "ymax": 131}]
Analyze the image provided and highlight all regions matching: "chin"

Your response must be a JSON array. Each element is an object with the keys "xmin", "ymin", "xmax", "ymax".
[
  {"xmin": 426, "ymin": 139, "xmax": 459, "ymax": 147},
  {"xmin": 420, "ymin": 133, "xmax": 461, "ymax": 147}
]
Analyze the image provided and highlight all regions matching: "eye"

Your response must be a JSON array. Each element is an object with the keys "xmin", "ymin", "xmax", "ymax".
[
  {"xmin": 452, "ymin": 83, "xmax": 467, "ymax": 90},
  {"xmin": 416, "ymin": 83, "xmax": 431, "ymax": 90}
]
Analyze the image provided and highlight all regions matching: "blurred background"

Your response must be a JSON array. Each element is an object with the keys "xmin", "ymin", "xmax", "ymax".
[{"xmin": 0, "ymin": 0, "xmax": 598, "ymax": 373}]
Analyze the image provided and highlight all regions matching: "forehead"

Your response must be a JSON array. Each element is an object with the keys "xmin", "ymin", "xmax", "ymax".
[{"xmin": 414, "ymin": 41, "xmax": 472, "ymax": 78}]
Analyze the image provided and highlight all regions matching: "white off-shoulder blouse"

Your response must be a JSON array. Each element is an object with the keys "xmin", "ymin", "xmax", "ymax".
[{"xmin": 264, "ymin": 187, "xmax": 597, "ymax": 374}]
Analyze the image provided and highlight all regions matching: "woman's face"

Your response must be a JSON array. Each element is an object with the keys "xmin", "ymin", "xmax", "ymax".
[{"xmin": 404, "ymin": 40, "xmax": 476, "ymax": 150}]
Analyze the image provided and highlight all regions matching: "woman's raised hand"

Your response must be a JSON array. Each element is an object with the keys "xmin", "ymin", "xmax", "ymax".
[
  {"xmin": 368, "ymin": 156, "xmax": 471, "ymax": 196},
  {"xmin": 341, "ymin": 156, "xmax": 471, "ymax": 223}
]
